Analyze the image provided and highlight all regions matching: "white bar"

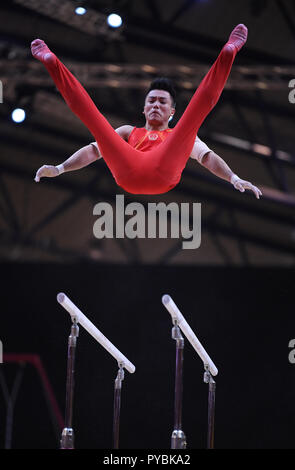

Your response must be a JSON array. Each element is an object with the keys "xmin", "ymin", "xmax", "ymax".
[
  {"xmin": 162, "ymin": 295, "xmax": 218, "ymax": 376},
  {"xmin": 57, "ymin": 293, "xmax": 135, "ymax": 374}
]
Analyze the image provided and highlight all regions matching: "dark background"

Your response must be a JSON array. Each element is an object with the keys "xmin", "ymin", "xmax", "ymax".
[{"xmin": 1, "ymin": 262, "xmax": 294, "ymax": 449}]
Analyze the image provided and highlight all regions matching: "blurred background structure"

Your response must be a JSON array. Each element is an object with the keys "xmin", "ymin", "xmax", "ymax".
[{"xmin": 0, "ymin": 0, "xmax": 295, "ymax": 450}]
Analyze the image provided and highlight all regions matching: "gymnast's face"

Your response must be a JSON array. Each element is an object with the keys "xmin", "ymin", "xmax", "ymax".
[{"xmin": 144, "ymin": 90, "xmax": 175, "ymax": 126}]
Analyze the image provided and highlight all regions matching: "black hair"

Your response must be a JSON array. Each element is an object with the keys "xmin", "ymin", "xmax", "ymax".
[{"xmin": 147, "ymin": 77, "xmax": 176, "ymax": 107}]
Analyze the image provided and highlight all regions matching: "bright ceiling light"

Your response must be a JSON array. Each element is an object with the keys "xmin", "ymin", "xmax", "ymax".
[
  {"xmin": 11, "ymin": 108, "xmax": 26, "ymax": 123},
  {"xmin": 107, "ymin": 13, "xmax": 122, "ymax": 28},
  {"xmin": 75, "ymin": 6, "xmax": 87, "ymax": 15}
]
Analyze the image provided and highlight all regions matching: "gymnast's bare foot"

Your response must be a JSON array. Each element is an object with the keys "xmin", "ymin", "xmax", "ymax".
[
  {"xmin": 227, "ymin": 24, "xmax": 248, "ymax": 52},
  {"xmin": 31, "ymin": 39, "xmax": 56, "ymax": 65}
]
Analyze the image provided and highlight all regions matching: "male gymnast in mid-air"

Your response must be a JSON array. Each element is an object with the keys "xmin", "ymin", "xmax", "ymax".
[{"xmin": 32, "ymin": 24, "xmax": 262, "ymax": 199}]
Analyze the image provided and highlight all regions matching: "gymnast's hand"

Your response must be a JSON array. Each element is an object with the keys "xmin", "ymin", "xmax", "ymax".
[
  {"xmin": 231, "ymin": 174, "xmax": 262, "ymax": 199},
  {"xmin": 34, "ymin": 164, "xmax": 59, "ymax": 182}
]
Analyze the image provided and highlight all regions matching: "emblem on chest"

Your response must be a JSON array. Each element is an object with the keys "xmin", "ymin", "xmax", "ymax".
[{"xmin": 148, "ymin": 133, "xmax": 159, "ymax": 141}]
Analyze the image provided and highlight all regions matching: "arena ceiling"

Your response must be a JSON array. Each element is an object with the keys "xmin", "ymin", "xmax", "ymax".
[{"xmin": 0, "ymin": 0, "xmax": 295, "ymax": 266}]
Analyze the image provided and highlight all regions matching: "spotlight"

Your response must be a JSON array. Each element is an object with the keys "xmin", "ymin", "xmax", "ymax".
[
  {"xmin": 75, "ymin": 6, "xmax": 87, "ymax": 15},
  {"xmin": 11, "ymin": 108, "xmax": 26, "ymax": 123},
  {"xmin": 107, "ymin": 13, "xmax": 122, "ymax": 28}
]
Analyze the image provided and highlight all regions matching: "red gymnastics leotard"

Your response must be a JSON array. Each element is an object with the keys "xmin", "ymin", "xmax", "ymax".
[{"xmin": 31, "ymin": 26, "xmax": 246, "ymax": 195}]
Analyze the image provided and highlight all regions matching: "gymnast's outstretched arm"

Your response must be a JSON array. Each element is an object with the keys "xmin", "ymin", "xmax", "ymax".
[{"xmin": 34, "ymin": 125, "xmax": 133, "ymax": 182}]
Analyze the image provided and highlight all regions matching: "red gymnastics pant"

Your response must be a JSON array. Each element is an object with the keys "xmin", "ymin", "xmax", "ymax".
[{"xmin": 42, "ymin": 44, "xmax": 238, "ymax": 194}]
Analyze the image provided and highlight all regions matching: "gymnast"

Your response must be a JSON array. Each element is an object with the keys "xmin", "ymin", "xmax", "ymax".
[{"xmin": 32, "ymin": 24, "xmax": 262, "ymax": 199}]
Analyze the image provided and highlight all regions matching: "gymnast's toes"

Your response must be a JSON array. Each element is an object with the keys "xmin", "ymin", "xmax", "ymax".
[{"xmin": 228, "ymin": 24, "xmax": 248, "ymax": 52}]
